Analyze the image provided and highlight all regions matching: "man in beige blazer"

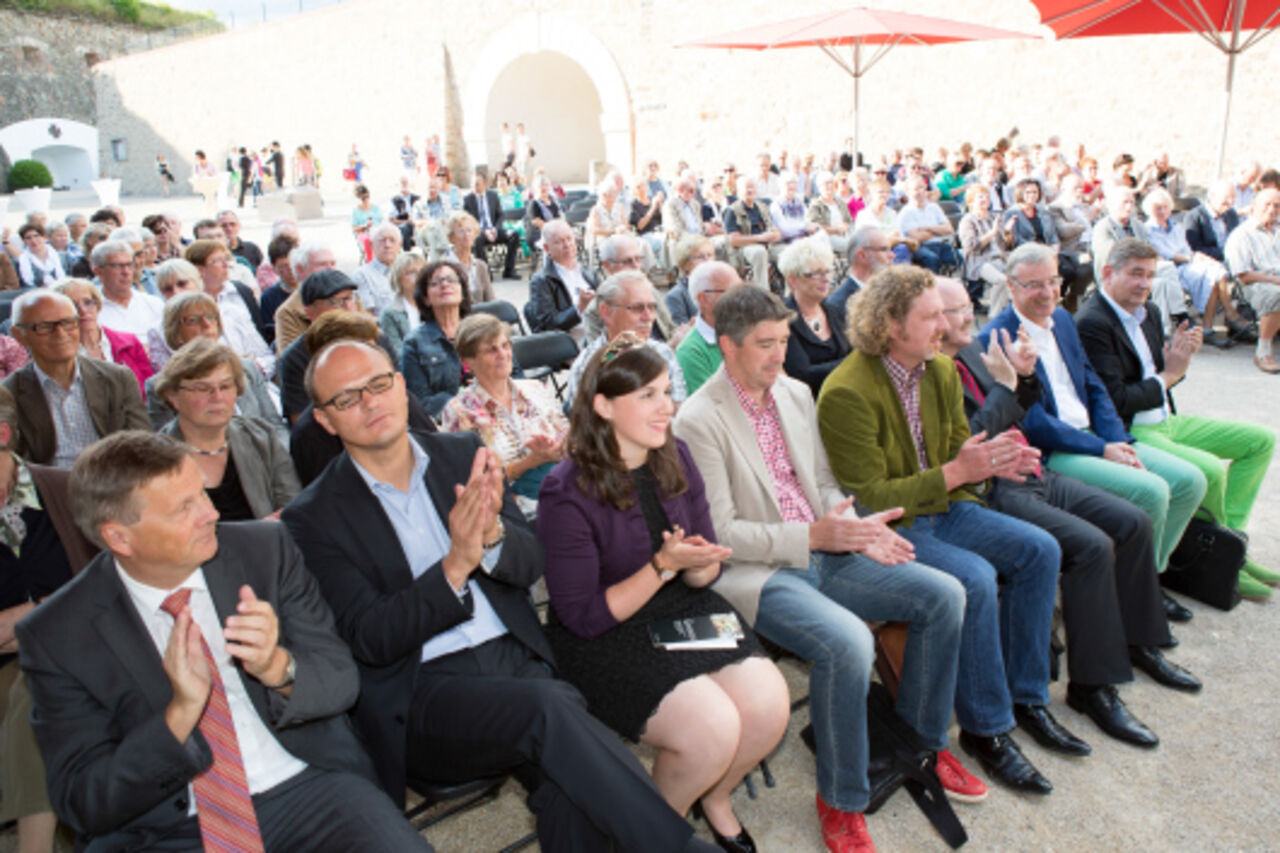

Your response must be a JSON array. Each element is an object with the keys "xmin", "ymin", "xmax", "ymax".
[
  {"xmin": 5, "ymin": 290, "xmax": 149, "ymax": 467},
  {"xmin": 673, "ymin": 285, "xmax": 976, "ymax": 853}
]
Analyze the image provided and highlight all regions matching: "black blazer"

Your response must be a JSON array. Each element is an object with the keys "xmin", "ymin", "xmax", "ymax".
[
  {"xmin": 1183, "ymin": 202, "xmax": 1239, "ymax": 263},
  {"xmin": 232, "ymin": 280, "xmax": 272, "ymax": 346},
  {"xmin": 783, "ymin": 297, "xmax": 851, "ymax": 397},
  {"xmin": 16, "ymin": 522, "xmax": 373, "ymax": 843},
  {"xmin": 953, "ymin": 340, "xmax": 1043, "ymax": 436},
  {"xmin": 1075, "ymin": 292, "xmax": 1174, "ymax": 429},
  {"xmin": 463, "ymin": 190, "xmax": 507, "ymax": 234},
  {"xmin": 525, "ymin": 255, "xmax": 599, "ymax": 333},
  {"xmin": 281, "ymin": 429, "xmax": 549, "ymax": 803}
]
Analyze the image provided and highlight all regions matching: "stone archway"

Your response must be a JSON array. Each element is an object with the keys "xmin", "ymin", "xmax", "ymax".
[
  {"xmin": 463, "ymin": 14, "xmax": 632, "ymax": 182},
  {"xmin": 0, "ymin": 118, "xmax": 99, "ymax": 190}
]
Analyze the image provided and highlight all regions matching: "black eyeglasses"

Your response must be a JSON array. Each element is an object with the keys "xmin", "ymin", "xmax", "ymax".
[
  {"xmin": 15, "ymin": 318, "xmax": 78, "ymax": 336},
  {"xmin": 319, "ymin": 371, "xmax": 396, "ymax": 411}
]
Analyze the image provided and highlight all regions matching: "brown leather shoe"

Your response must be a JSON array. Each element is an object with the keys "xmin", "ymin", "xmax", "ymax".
[{"xmin": 1254, "ymin": 355, "xmax": 1280, "ymax": 374}]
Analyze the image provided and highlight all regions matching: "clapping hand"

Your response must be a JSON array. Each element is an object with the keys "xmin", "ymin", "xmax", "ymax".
[
  {"xmin": 442, "ymin": 449, "xmax": 505, "ymax": 589},
  {"xmin": 657, "ymin": 525, "xmax": 732, "ymax": 572}
]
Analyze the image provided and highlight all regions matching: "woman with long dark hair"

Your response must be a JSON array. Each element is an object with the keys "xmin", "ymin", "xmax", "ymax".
[{"xmin": 536, "ymin": 334, "xmax": 789, "ymax": 853}]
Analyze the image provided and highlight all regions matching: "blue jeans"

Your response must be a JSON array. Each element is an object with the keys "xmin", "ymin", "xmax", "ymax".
[
  {"xmin": 752, "ymin": 552, "xmax": 964, "ymax": 812},
  {"xmin": 898, "ymin": 501, "xmax": 1061, "ymax": 736},
  {"xmin": 911, "ymin": 238, "xmax": 961, "ymax": 272}
]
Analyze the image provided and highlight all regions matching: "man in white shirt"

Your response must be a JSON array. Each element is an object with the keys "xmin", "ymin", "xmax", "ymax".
[
  {"xmin": 17, "ymin": 431, "xmax": 431, "ymax": 851},
  {"xmin": 896, "ymin": 176, "xmax": 959, "ymax": 272},
  {"xmin": 1224, "ymin": 189, "xmax": 1280, "ymax": 371},
  {"xmin": 93, "ymin": 239, "xmax": 164, "ymax": 345},
  {"xmin": 351, "ymin": 223, "xmax": 401, "ymax": 316}
]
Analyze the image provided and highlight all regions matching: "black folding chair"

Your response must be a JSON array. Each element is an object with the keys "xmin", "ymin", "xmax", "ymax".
[
  {"xmin": 473, "ymin": 298, "xmax": 528, "ymax": 336},
  {"xmin": 404, "ymin": 776, "xmax": 536, "ymax": 851},
  {"xmin": 510, "ymin": 331, "xmax": 579, "ymax": 401}
]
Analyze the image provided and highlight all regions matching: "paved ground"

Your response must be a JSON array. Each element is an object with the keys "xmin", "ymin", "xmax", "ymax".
[{"xmin": 4, "ymin": 188, "xmax": 1278, "ymax": 852}]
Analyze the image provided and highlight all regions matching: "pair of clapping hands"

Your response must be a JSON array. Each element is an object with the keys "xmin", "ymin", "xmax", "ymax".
[{"xmin": 955, "ymin": 327, "xmax": 1043, "ymax": 483}]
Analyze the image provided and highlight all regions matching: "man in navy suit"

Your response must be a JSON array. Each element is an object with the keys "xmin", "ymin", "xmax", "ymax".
[
  {"xmin": 463, "ymin": 172, "xmax": 521, "ymax": 280},
  {"xmin": 282, "ymin": 340, "xmax": 717, "ymax": 853},
  {"xmin": 979, "ymin": 244, "xmax": 1207, "ymax": 649}
]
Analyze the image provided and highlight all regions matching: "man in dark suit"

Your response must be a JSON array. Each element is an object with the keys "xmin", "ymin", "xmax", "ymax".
[
  {"xmin": 1183, "ymin": 180, "xmax": 1241, "ymax": 262},
  {"xmin": 5, "ymin": 291, "xmax": 150, "ymax": 467},
  {"xmin": 463, "ymin": 172, "xmax": 520, "ymax": 279},
  {"xmin": 524, "ymin": 219, "xmax": 599, "ymax": 340},
  {"xmin": 270, "ymin": 141, "xmax": 285, "ymax": 190},
  {"xmin": 282, "ymin": 340, "xmax": 717, "ymax": 853},
  {"xmin": 936, "ymin": 276, "xmax": 1184, "ymax": 747},
  {"xmin": 1077, "ymin": 238, "xmax": 1278, "ymax": 598},
  {"xmin": 824, "ymin": 224, "xmax": 893, "ymax": 332},
  {"xmin": 17, "ymin": 431, "xmax": 430, "ymax": 851}
]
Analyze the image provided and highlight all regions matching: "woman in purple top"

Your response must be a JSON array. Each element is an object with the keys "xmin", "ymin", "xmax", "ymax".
[{"xmin": 536, "ymin": 334, "xmax": 788, "ymax": 853}]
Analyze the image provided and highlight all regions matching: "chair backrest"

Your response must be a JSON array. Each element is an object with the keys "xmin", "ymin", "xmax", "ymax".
[
  {"xmin": 472, "ymin": 298, "xmax": 526, "ymax": 334},
  {"xmin": 565, "ymin": 205, "xmax": 592, "ymax": 226},
  {"xmin": 0, "ymin": 289, "xmax": 22, "ymax": 325},
  {"xmin": 510, "ymin": 331, "xmax": 579, "ymax": 374}
]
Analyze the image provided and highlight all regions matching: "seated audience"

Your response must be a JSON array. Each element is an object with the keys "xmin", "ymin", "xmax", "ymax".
[
  {"xmin": 1184, "ymin": 179, "xmax": 1239, "ymax": 263},
  {"xmin": 936, "ymin": 151, "xmax": 969, "ymax": 201},
  {"xmin": 676, "ymin": 261, "xmax": 738, "ymax": 395},
  {"xmin": 153, "ymin": 256, "xmax": 203, "ymax": 303},
  {"xmin": 807, "ymin": 172, "xmax": 854, "ymax": 255},
  {"xmin": 411, "ymin": 176, "xmax": 456, "ymax": 260},
  {"xmin": 94, "ymin": 239, "xmax": 164, "ymax": 344},
  {"xmin": 676, "ymin": 285, "xmax": 977, "ymax": 853},
  {"xmin": 351, "ymin": 183, "xmax": 382, "ymax": 263},
  {"xmin": 958, "ymin": 184, "xmax": 1010, "ymax": 313},
  {"xmin": 998, "ymin": 178, "xmax": 1084, "ymax": 308},
  {"xmin": 5, "ymin": 290, "xmax": 149, "ymax": 467},
  {"xmin": 1078, "ymin": 238, "xmax": 1278, "ymax": 599},
  {"xmin": 522, "ymin": 176, "xmax": 564, "ymax": 250},
  {"xmin": 388, "ymin": 175, "xmax": 420, "ymax": 248},
  {"xmin": 588, "ymin": 178, "xmax": 630, "ymax": 257},
  {"xmin": 145, "ymin": 291, "xmax": 282, "ymax": 435},
  {"xmin": 818, "ymin": 265, "xmax": 1064, "ymax": 796},
  {"xmin": 584, "ymin": 235, "xmax": 680, "ymax": 344},
  {"xmin": 282, "ymin": 340, "xmax": 722, "ymax": 853},
  {"xmin": 566, "ymin": 271, "xmax": 687, "ymax": 405},
  {"xmin": 538, "ymin": 336, "xmax": 788, "ymax": 850},
  {"xmin": 780, "ymin": 236, "xmax": 851, "ymax": 396},
  {"xmin": 444, "ymin": 210, "xmax": 496, "ymax": 304},
  {"xmin": 663, "ymin": 176, "xmax": 714, "ymax": 251},
  {"xmin": 897, "ymin": 174, "xmax": 961, "ymax": 272},
  {"xmin": 666, "ymin": 234, "xmax": 717, "ymax": 326},
  {"xmin": 18, "ymin": 431, "xmax": 432, "ymax": 851},
  {"xmin": 16, "ymin": 224, "xmax": 66, "ymax": 288},
  {"xmin": 402, "ymin": 259, "xmax": 475, "ymax": 418},
  {"xmin": 628, "ymin": 175, "xmax": 666, "ymax": 271},
  {"xmin": 441, "ymin": 313, "xmax": 567, "ymax": 512},
  {"xmin": 1048, "ymin": 174, "xmax": 1097, "ymax": 265},
  {"xmin": 155, "ymin": 338, "xmax": 300, "ymax": 520},
  {"xmin": 273, "ymin": 242, "xmax": 339, "ymax": 354},
  {"xmin": 279, "ymin": 271, "xmax": 362, "ymax": 423},
  {"xmin": 724, "ymin": 180, "xmax": 783, "ymax": 290},
  {"xmin": 1223, "ymin": 189, "xmax": 1280, "ymax": 373},
  {"xmin": 770, "ymin": 177, "xmax": 821, "ymax": 246},
  {"xmin": 257, "ymin": 234, "xmax": 301, "ymax": 341},
  {"xmin": 185, "ymin": 238, "xmax": 275, "ymax": 379},
  {"xmin": 936, "ymin": 276, "xmax": 1191, "ymax": 747},
  {"xmin": 463, "ymin": 171, "xmax": 521, "ymax": 280},
  {"xmin": 53, "ymin": 278, "xmax": 152, "ymax": 397},
  {"xmin": 854, "ymin": 179, "xmax": 913, "ymax": 265},
  {"xmin": 1232, "ymin": 160, "xmax": 1261, "ymax": 213},
  {"xmin": 1091, "ymin": 186, "xmax": 1185, "ymax": 328},
  {"xmin": 979, "ymin": 244, "xmax": 1207, "ymax": 583},
  {"xmin": 351, "ymin": 222, "xmax": 402, "ymax": 316},
  {"xmin": 1142, "ymin": 188, "xmax": 1236, "ymax": 347},
  {"xmin": 378, "ymin": 252, "xmax": 429, "ymax": 363},
  {"xmin": 526, "ymin": 219, "xmax": 598, "ymax": 341},
  {"xmin": 824, "ymin": 226, "xmax": 892, "ymax": 332},
  {"xmin": 1138, "ymin": 151, "xmax": 1185, "ymax": 199}
]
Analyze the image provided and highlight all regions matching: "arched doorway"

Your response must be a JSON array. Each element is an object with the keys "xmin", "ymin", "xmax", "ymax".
[
  {"xmin": 0, "ymin": 119, "xmax": 99, "ymax": 191},
  {"xmin": 484, "ymin": 53, "xmax": 604, "ymax": 184},
  {"xmin": 463, "ymin": 14, "xmax": 632, "ymax": 184}
]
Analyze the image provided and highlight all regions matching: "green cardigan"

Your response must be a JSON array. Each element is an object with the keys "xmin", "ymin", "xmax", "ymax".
[
  {"xmin": 676, "ymin": 328, "xmax": 723, "ymax": 396},
  {"xmin": 816, "ymin": 350, "xmax": 979, "ymax": 526}
]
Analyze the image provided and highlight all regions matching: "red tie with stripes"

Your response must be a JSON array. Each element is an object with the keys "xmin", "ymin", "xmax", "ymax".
[{"xmin": 160, "ymin": 588, "xmax": 266, "ymax": 853}]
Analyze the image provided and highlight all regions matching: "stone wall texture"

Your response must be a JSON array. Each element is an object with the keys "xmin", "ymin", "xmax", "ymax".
[{"xmin": 91, "ymin": 0, "xmax": 1280, "ymax": 197}]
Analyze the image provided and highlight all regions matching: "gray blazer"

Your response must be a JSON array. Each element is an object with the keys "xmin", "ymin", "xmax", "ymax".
[
  {"xmin": 160, "ymin": 415, "xmax": 300, "ymax": 518},
  {"xmin": 2, "ymin": 357, "xmax": 150, "ymax": 465},
  {"xmin": 1091, "ymin": 215, "xmax": 1151, "ymax": 282},
  {"xmin": 146, "ymin": 356, "xmax": 283, "ymax": 440},
  {"xmin": 999, "ymin": 205, "xmax": 1060, "ymax": 252}
]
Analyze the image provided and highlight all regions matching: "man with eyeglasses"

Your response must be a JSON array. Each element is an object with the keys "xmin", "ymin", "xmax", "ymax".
[
  {"xmin": 980, "ymin": 243, "xmax": 1209, "ymax": 638},
  {"xmin": 93, "ymin": 238, "xmax": 165, "ymax": 347},
  {"xmin": 564, "ymin": 270, "xmax": 688, "ymax": 406},
  {"xmin": 825, "ymin": 226, "xmax": 894, "ymax": 333},
  {"xmin": 676, "ymin": 261, "xmax": 739, "ymax": 394},
  {"xmin": 583, "ymin": 234, "xmax": 679, "ymax": 343},
  {"xmin": 3, "ymin": 291, "xmax": 148, "ymax": 466},
  {"xmin": 282, "ymin": 340, "xmax": 722, "ymax": 853},
  {"xmin": 277, "ymin": 270, "xmax": 368, "ymax": 424}
]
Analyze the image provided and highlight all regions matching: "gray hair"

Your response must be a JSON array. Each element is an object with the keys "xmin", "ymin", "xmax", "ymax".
[
  {"xmin": 597, "ymin": 176, "xmax": 618, "ymax": 196},
  {"xmin": 599, "ymin": 233, "xmax": 640, "ymax": 264},
  {"xmin": 64, "ymin": 212, "xmax": 87, "ymax": 227},
  {"xmin": 216, "ymin": 209, "xmax": 240, "ymax": 222},
  {"xmin": 688, "ymin": 260, "xmax": 737, "ymax": 301},
  {"xmin": 290, "ymin": 241, "xmax": 331, "ymax": 276},
  {"xmin": 1105, "ymin": 237, "xmax": 1159, "ymax": 271},
  {"xmin": 107, "ymin": 226, "xmax": 145, "ymax": 246},
  {"xmin": 48, "ymin": 222, "xmax": 69, "ymax": 237},
  {"xmin": 270, "ymin": 217, "xmax": 300, "ymax": 239},
  {"xmin": 1006, "ymin": 242, "xmax": 1057, "ymax": 280},
  {"xmin": 80, "ymin": 222, "xmax": 114, "ymax": 251},
  {"xmin": 12, "ymin": 289, "xmax": 77, "ymax": 327},
  {"xmin": 1106, "ymin": 185, "xmax": 1136, "ymax": 217},
  {"xmin": 848, "ymin": 225, "xmax": 885, "ymax": 259},
  {"xmin": 154, "ymin": 258, "xmax": 201, "ymax": 295},
  {"xmin": 70, "ymin": 431, "xmax": 193, "ymax": 549},
  {"xmin": 713, "ymin": 285, "xmax": 794, "ymax": 346},
  {"xmin": 596, "ymin": 270, "xmax": 651, "ymax": 307},
  {"xmin": 541, "ymin": 218, "xmax": 572, "ymax": 244},
  {"xmin": 163, "ymin": 291, "xmax": 220, "ymax": 349},
  {"xmin": 1208, "ymin": 178, "xmax": 1235, "ymax": 206},
  {"xmin": 1141, "ymin": 187, "xmax": 1174, "ymax": 219},
  {"xmin": 778, "ymin": 234, "xmax": 834, "ymax": 278},
  {"xmin": 370, "ymin": 221, "xmax": 402, "ymax": 243},
  {"xmin": 52, "ymin": 278, "xmax": 101, "ymax": 310},
  {"xmin": 91, "ymin": 238, "xmax": 134, "ymax": 268}
]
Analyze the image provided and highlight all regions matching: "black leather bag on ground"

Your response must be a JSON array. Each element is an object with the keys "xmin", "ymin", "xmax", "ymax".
[
  {"xmin": 864, "ymin": 682, "xmax": 968, "ymax": 848},
  {"xmin": 1162, "ymin": 516, "xmax": 1245, "ymax": 611}
]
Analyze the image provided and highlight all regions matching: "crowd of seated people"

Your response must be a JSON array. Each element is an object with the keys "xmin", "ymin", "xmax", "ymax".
[{"xmin": 0, "ymin": 133, "xmax": 1278, "ymax": 853}]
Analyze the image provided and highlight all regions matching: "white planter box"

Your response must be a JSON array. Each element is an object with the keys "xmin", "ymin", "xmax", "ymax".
[
  {"xmin": 92, "ymin": 178, "xmax": 122, "ymax": 207},
  {"xmin": 13, "ymin": 187, "xmax": 52, "ymax": 214}
]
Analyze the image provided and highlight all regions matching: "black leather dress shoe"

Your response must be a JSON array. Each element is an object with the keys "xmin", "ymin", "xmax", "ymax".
[
  {"xmin": 692, "ymin": 804, "xmax": 756, "ymax": 853},
  {"xmin": 1159, "ymin": 631, "xmax": 1179, "ymax": 649},
  {"xmin": 1130, "ymin": 645, "xmax": 1202, "ymax": 692},
  {"xmin": 1162, "ymin": 590, "xmax": 1193, "ymax": 623},
  {"xmin": 1066, "ymin": 684, "xmax": 1159, "ymax": 748},
  {"xmin": 1013, "ymin": 704, "xmax": 1091, "ymax": 756},
  {"xmin": 958, "ymin": 731, "xmax": 1052, "ymax": 795}
]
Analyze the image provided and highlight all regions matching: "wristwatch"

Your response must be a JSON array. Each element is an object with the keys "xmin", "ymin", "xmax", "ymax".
[
  {"xmin": 651, "ymin": 553, "xmax": 677, "ymax": 583},
  {"xmin": 262, "ymin": 650, "xmax": 296, "ymax": 690}
]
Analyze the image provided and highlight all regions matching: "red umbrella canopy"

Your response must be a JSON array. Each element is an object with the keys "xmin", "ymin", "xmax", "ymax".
[
  {"xmin": 683, "ymin": 6, "xmax": 1035, "ymax": 49},
  {"xmin": 1035, "ymin": 0, "xmax": 1280, "ymax": 41}
]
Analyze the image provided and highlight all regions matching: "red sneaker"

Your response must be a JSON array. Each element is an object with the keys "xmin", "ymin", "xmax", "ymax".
[
  {"xmin": 816, "ymin": 793, "xmax": 877, "ymax": 853},
  {"xmin": 936, "ymin": 748, "xmax": 988, "ymax": 803}
]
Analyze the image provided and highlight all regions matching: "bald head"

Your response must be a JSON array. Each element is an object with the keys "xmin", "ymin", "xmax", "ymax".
[{"xmin": 935, "ymin": 277, "xmax": 975, "ymax": 356}]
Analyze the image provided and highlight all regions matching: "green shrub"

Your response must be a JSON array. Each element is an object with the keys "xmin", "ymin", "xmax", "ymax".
[
  {"xmin": 109, "ymin": 0, "xmax": 139, "ymax": 21},
  {"xmin": 7, "ymin": 160, "xmax": 54, "ymax": 191}
]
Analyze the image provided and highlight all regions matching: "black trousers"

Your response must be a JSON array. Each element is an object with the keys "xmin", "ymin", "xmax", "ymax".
[
  {"xmin": 989, "ymin": 470, "xmax": 1171, "ymax": 686},
  {"xmin": 408, "ymin": 635, "xmax": 710, "ymax": 853},
  {"xmin": 85, "ymin": 766, "xmax": 433, "ymax": 852},
  {"xmin": 473, "ymin": 226, "xmax": 521, "ymax": 277}
]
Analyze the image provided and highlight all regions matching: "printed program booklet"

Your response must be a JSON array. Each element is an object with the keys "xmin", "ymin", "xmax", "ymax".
[{"xmin": 648, "ymin": 613, "xmax": 744, "ymax": 650}]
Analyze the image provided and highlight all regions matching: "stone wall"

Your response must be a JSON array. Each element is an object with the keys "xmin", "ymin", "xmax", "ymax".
[{"xmin": 91, "ymin": 0, "xmax": 1280, "ymax": 198}]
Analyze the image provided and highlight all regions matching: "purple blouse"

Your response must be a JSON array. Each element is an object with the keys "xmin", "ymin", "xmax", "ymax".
[{"xmin": 536, "ymin": 440, "xmax": 717, "ymax": 639}]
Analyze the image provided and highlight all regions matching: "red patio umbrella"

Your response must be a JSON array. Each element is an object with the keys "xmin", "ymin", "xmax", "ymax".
[
  {"xmin": 1032, "ymin": 0, "xmax": 1280, "ymax": 176},
  {"xmin": 682, "ymin": 7, "xmax": 1040, "ymax": 160}
]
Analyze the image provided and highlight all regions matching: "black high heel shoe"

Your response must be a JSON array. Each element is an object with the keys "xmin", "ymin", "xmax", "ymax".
[{"xmin": 691, "ymin": 803, "xmax": 757, "ymax": 853}]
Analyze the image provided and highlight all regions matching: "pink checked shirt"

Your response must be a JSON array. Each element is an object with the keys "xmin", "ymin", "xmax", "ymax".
[
  {"xmin": 727, "ymin": 373, "xmax": 816, "ymax": 524},
  {"xmin": 881, "ymin": 355, "xmax": 930, "ymax": 472}
]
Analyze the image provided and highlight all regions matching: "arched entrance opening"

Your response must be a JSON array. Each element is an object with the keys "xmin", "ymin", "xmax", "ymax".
[
  {"xmin": 0, "ymin": 119, "xmax": 99, "ymax": 191},
  {"xmin": 484, "ymin": 53, "xmax": 603, "ymax": 184},
  {"xmin": 31, "ymin": 144, "xmax": 94, "ymax": 190}
]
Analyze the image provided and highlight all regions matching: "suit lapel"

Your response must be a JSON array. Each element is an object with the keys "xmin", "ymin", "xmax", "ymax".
[
  {"xmin": 202, "ymin": 542, "xmax": 276, "ymax": 722},
  {"xmin": 868, "ymin": 357, "xmax": 920, "ymax": 471},
  {"xmin": 332, "ymin": 453, "xmax": 415, "ymax": 586},
  {"xmin": 87, "ymin": 560, "xmax": 174, "ymax": 713},
  {"xmin": 78, "ymin": 358, "xmax": 114, "ymax": 438},
  {"xmin": 17, "ymin": 368, "xmax": 55, "ymax": 463},
  {"xmin": 707, "ymin": 376, "xmax": 780, "ymax": 516},
  {"xmin": 773, "ymin": 382, "xmax": 825, "ymax": 514}
]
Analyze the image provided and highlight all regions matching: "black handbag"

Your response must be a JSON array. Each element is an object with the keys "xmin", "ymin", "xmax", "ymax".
[{"xmin": 1162, "ymin": 516, "xmax": 1245, "ymax": 611}]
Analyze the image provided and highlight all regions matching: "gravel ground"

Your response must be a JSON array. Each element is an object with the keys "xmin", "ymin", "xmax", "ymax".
[{"xmin": 4, "ymin": 189, "xmax": 1276, "ymax": 853}]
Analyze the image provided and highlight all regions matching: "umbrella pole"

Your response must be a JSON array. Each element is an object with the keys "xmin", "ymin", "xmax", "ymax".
[
  {"xmin": 852, "ymin": 41, "xmax": 861, "ymax": 167},
  {"xmin": 1215, "ymin": 2, "xmax": 1246, "ymax": 178}
]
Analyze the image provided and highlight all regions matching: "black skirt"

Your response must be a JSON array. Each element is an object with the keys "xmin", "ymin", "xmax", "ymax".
[{"xmin": 546, "ymin": 581, "xmax": 764, "ymax": 741}]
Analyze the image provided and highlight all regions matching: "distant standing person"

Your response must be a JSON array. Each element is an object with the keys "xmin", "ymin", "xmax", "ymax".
[
  {"xmin": 516, "ymin": 123, "xmax": 534, "ymax": 180},
  {"xmin": 425, "ymin": 135, "xmax": 441, "ymax": 179},
  {"xmin": 348, "ymin": 144, "xmax": 365, "ymax": 183},
  {"xmin": 270, "ymin": 141, "xmax": 285, "ymax": 189},
  {"xmin": 156, "ymin": 155, "xmax": 176, "ymax": 197},
  {"xmin": 237, "ymin": 147, "xmax": 252, "ymax": 208},
  {"xmin": 400, "ymin": 135, "xmax": 418, "ymax": 176},
  {"xmin": 501, "ymin": 121, "xmax": 515, "ymax": 168},
  {"xmin": 192, "ymin": 150, "xmax": 216, "ymax": 178}
]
